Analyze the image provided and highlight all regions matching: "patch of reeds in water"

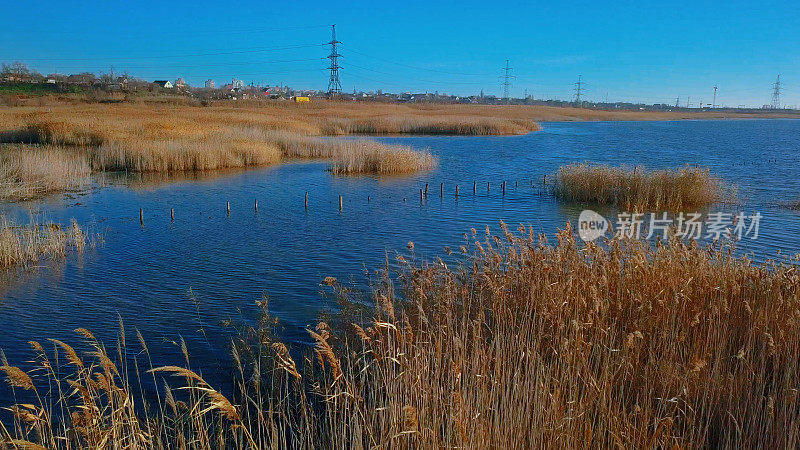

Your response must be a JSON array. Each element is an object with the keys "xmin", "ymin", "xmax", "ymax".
[
  {"xmin": 0, "ymin": 111, "xmax": 439, "ymax": 195},
  {"xmin": 261, "ymin": 130, "xmax": 436, "ymax": 174},
  {"xmin": 0, "ymin": 215, "xmax": 85, "ymax": 269},
  {"xmin": 2, "ymin": 222, "xmax": 798, "ymax": 448},
  {"xmin": 553, "ymin": 163, "xmax": 730, "ymax": 211},
  {"xmin": 318, "ymin": 115, "xmax": 540, "ymax": 136},
  {"xmin": 0, "ymin": 145, "xmax": 91, "ymax": 201}
]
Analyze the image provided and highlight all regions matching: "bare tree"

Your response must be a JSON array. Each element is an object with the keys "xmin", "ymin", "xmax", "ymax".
[{"xmin": 1, "ymin": 61, "xmax": 42, "ymax": 81}]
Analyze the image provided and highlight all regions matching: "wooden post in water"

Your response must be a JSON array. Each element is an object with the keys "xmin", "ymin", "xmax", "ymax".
[
  {"xmin": 339, "ymin": 195, "xmax": 343, "ymax": 211},
  {"xmin": 420, "ymin": 189, "xmax": 423, "ymax": 204},
  {"xmin": 227, "ymin": 201, "xmax": 230, "ymax": 215},
  {"xmin": 456, "ymin": 185, "xmax": 460, "ymax": 198},
  {"xmin": 170, "ymin": 208, "xmax": 174, "ymax": 221},
  {"xmin": 424, "ymin": 183, "xmax": 429, "ymax": 197},
  {"xmin": 515, "ymin": 181, "xmax": 518, "ymax": 188},
  {"xmin": 473, "ymin": 181, "xmax": 476, "ymax": 194},
  {"xmin": 305, "ymin": 192, "xmax": 308, "ymax": 210},
  {"xmin": 440, "ymin": 183, "xmax": 443, "ymax": 198},
  {"xmin": 254, "ymin": 199, "xmax": 258, "ymax": 212},
  {"xmin": 487, "ymin": 181, "xmax": 490, "ymax": 193},
  {"xmin": 139, "ymin": 208, "xmax": 144, "ymax": 226},
  {"xmin": 502, "ymin": 181, "xmax": 506, "ymax": 195}
]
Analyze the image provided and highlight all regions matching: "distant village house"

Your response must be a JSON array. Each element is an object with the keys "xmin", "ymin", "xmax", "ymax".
[{"xmin": 153, "ymin": 80, "xmax": 173, "ymax": 89}]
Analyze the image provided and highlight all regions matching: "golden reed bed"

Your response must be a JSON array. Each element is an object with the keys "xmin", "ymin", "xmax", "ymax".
[
  {"xmin": 0, "ymin": 215, "xmax": 85, "ymax": 269},
  {"xmin": 2, "ymin": 223, "xmax": 798, "ymax": 448},
  {"xmin": 0, "ymin": 101, "xmax": 562, "ymax": 198},
  {"xmin": 553, "ymin": 163, "xmax": 731, "ymax": 210},
  {"xmin": 5, "ymin": 101, "xmax": 556, "ymax": 199},
  {"xmin": 1, "ymin": 99, "xmax": 787, "ymax": 201}
]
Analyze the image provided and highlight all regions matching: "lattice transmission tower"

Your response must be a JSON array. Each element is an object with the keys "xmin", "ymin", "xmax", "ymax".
[
  {"xmin": 771, "ymin": 75, "xmax": 782, "ymax": 109},
  {"xmin": 327, "ymin": 24, "xmax": 342, "ymax": 97},
  {"xmin": 573, "ymin": 75, "xmax": 584, "ymax": 105},
  {"xmin": 500, "ymin": 60, "xmax": 515, "ymax": 104}
]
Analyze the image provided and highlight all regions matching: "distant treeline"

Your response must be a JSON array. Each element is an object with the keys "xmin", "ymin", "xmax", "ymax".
[{"xmin": 0, "ymin": 82, "xmax": 85, "ymax": 95}]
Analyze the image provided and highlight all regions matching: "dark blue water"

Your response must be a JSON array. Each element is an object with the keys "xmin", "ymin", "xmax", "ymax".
[{"xmin": 1, "ymin": 119, "xmax": 799, "ymax": 393}]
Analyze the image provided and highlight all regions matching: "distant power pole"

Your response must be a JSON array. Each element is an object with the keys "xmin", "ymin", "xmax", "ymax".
[
  {"xmin": 327, "ymin": 24, "xmax": 342, "ymax": 97},
  {"xmin": 687, "ymin": 96, "xmax": 690, "ymax": 108},
  {"xmin": 676, "ymin": 97, "xmax": 680, "ymax": 108},
  {"xmin": 500, "ymin": 60, "xmax": 515, "ymax": 104},
  {"xmin": 712, "ymin": 85, "xmax": 718, "ymax": 108},
  {"xmin": 573, "ymin": 75, "xmax": 584, "ymax": 104},
  {"xmin": 771, "ymin": 75, "xmax": 782, "ymax": 109}
]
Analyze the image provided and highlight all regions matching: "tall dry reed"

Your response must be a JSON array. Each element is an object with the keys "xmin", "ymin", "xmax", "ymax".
[
  {"xmin": 0, "ymin": 103, "xmax": 451, "ymax": 194},
  {"xmin": 0, "ymin": 145, "xmax": 91, "ymax": 200},
  {"xmin": 0, "ymin": 215, "xmax": 85, "ymax": 269},
  {"xmin": 2, "ymin": 223, "xmax": 798, "ymax": 448},
  {"xmin": 553, "ymin": 163, "xmax": 730, "ymax": 210}
]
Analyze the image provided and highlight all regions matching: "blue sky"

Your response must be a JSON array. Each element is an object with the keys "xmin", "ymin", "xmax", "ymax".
[{"xmin": 2, "ymin": 0, "xmax": 799, "ymax": 107}]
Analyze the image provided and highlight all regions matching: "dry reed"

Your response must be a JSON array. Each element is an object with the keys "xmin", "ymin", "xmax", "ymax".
[
  {"xmin": 0, "ymin": 103, "xmax": 458, "ymax": 195},
  {"xmin": 2, "ymin": 222, "xmax": 798, "ymax": 448},
  {"xmin": 0, "ymin": 215, "xmax": 85, "ymax": 269},
  {"xmin": 0, "ymin": 145, "xmax": 91, "ymax": 200},
  {"xmin": 553, "ymin": 163, "xmax": 730, "ymax": 210}
]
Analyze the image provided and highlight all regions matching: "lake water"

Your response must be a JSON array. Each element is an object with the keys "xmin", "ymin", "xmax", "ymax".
[{"xmin": 1, "ymin": 119, "xmax": 799, "ymax": 395}]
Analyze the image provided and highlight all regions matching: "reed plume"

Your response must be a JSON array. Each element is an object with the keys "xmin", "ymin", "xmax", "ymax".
[{"xmin": 2, "ymin": 222, "xmax": 799, "ymax": 448}]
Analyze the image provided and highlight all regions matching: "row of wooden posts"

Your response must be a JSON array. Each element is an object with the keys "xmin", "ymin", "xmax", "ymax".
[{"xmin": 139, "ymin": 176, "xmax": 548, "ymax": 226}]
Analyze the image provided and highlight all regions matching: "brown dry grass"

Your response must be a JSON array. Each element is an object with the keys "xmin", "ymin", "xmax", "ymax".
[
  {"xmin": 0, "ymin": 215, "xmax": 85, "ymax": 269},
  {"xmin": 2, "ymin": 100, "xmax": 781, "ymax": 201},
  {"xmin": 553, "ymin": 163, "xmax": 730, "ymax": 211},
  {"xmin": 0, "ymin": 102, "xmax": 470, "ymax": 198},
  {"xmin": 2, "ymin": 223, "xmax": 799, "ymax": 448},
  {"xmin": 0, "ymin": 101, "xmax": 543, "ymax": 142},
  {"xmin": 0, "ymin": 145, "xmax": 91, "ymax": 200}
]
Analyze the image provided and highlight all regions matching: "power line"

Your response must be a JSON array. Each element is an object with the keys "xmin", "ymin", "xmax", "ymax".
[
  {"xmin": 118, "ymin": 68, "xmax": 327, "ymax": 79},
  {"xmin": 339, "ymin": 44, "xmax": 493, "ymax": 77},
  {"xmin": 37, "ymin": 57, "xmax": 326, "ymax": 71},
  {"xmin": 5, "ymin": 24, "xmax": 331, "ymax": 39},
  {"xmin": 771, "ymin": 75, "xmax": 782, "ymax": 109},
  {"xmin": 499, "ymin": 59, "xmax": 515, "ymax": 104},
  {"xmin": 573, "ymin": 74, "xmax": 584, "ymax": 104},
  {"xmin": 345, "ymin": 62, "xmax": 484, "ymax": 85},
  {"xmin": 327, "ymin": 24, "xmax": 342, "ymax": 97},
  {"xmin": 5, "ymin": 43, "xmax": 328, "ymax": 62}
]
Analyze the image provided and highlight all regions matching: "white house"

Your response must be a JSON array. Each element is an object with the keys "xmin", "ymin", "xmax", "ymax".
[{"xmin": 153, "ymin": 80, "xmax": 173, "ymax": 89}]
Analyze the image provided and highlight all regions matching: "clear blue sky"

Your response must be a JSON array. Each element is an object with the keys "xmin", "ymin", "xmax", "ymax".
[{"xmin": 2, "ymin": 0, "xmax": 798, "ymax": 107}]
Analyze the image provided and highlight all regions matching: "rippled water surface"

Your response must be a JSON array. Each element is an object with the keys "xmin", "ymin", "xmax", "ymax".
[{"xmin": 1, "ymin": 119, "xmax": 799, "ymax": 391}]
